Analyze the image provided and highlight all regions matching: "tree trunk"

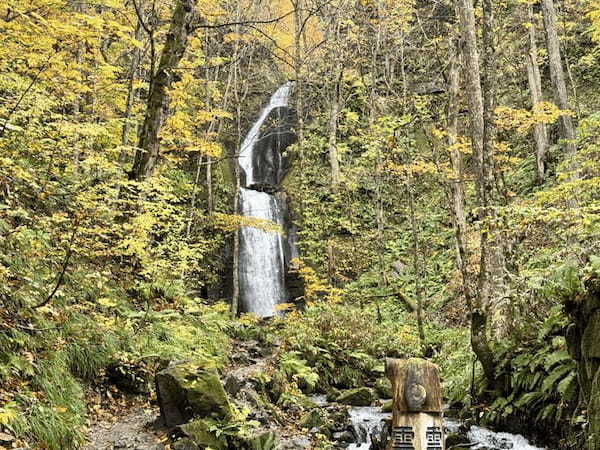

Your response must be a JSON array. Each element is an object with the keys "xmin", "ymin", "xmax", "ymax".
[
  {"xmin": 120, "ymin": 16, "xmax": 144, "ymax": 163},
  {"xmin": 328, "ymin": 67, "xmax": 342, "ymax": 191},
  {"xmin": 457, "ymin": 0, "xmax": 498, "ymax": 393},
  {"xmin": 131, "ymin": 0, "xmax": 197, "ymax": 180},
  {"xmin": 230, "ymin": 4, "xmax": 243, "ymax": 318},
  {"xmin": 526, "ymin": 5, "xmax": 549, "ymax": 182},
  {"xmin": 541, "ymin": 0, "xmax": 576, "ymax": 158},
  {"xmin": 407, "ymin": 171, "xmax": 426, "ymax": 349},
  {"xmin": 447, "ymin": 38, "xmax": 468, "ymax": 293}
]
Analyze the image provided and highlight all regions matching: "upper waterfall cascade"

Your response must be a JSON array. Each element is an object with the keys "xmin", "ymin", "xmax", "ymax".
[{"xmin": 237, "ymin": 82, "xmax": 297, "ymax": 317}]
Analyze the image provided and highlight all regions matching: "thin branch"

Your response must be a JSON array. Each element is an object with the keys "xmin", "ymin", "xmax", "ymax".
[
  {"xmin": 32, "ymin": 222, "xmax": 78, "ymax": 309},
  {"xmin": 0, "ymin": 49, "xmax": 58, "ymax": 138},
  {"xmin": 197, "ymin": 9, "xmax": 296, "ymax": 30}
]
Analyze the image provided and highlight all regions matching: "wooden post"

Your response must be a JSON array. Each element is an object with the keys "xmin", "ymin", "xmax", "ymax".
[{"xmin": 386, "ymin": 358, "xmax": 444, "ymax": 450}]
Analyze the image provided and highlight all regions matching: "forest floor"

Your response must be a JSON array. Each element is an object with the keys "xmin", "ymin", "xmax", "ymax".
[{"xmin": 84, "ymin": 399, "xmax": 167, "ymax": 450}]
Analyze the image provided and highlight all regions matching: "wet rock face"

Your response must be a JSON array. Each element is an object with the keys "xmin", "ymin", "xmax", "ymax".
[{"xmin": 248, "ymin": 106, "xmax": 296, "ymax": 191}]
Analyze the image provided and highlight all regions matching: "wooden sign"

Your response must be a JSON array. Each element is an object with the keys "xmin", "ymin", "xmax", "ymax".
[{"xmin": 385, "ymin": 358, "xmax": 445, "ymax": 450}]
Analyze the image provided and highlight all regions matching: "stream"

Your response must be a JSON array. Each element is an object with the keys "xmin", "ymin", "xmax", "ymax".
[{"xmin": 312, "ymin": 396, "xmax": 545, "ymax": 450}]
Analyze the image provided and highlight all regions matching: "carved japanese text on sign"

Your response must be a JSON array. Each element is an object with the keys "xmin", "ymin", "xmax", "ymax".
[
  {"xmin": 426, "ymin": 426, "xmax": 443, "ymax": 450},
  {"xmin": 386, "ymin": 358, "xmax": 445, "ymax": 450},
  {"xmin": 392, "ymin": 426, "xmax": 415, "ymax": 449}
]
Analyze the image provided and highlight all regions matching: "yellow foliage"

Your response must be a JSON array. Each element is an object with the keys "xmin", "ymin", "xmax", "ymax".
[
  {"xmin": 212, "ymin": 213, "xmax": 283, "ymax": 234},
  {"xmin": 495, "ymin": 102, "xmax": 567, "ymax": 135}
]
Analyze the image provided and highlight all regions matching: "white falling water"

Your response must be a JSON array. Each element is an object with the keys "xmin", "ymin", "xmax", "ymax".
[
  {"xmin": 239, "ymin": 189, "xmax": 287, "ymax": 317},
  {"xmin": 238, "ymin": 82, "xmax": 294, "ymax": 187},
  {"xmin": 237, "ymin": 83, "xmax": 294, "ymax": 317}
]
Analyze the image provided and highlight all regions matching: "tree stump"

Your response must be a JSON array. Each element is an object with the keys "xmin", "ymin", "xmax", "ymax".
[{"xmin": 385, "ymin": 358, "xmax": 444, "ymax": 450}]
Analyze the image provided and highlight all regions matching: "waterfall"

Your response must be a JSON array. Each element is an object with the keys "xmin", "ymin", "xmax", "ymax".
[{"xmin": 237, "ymin": 83, "xmax": 295, "ymax": 317}]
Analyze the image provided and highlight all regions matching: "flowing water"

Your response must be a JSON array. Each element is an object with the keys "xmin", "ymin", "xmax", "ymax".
[
  {"xmin": 346, "ymin": 406, "xmax": 390, "ymax": 450},
  {"xmin": 237, "ymin": 83, "xmax": 294, "ymax": 317},
  {"xmin": 346, "ymin": 407, "xmax": 545, "ymax": 450}
]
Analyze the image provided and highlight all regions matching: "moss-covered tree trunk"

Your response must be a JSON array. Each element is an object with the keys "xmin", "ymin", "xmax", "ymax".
[
  {"xmin": 457, "ymin": 0, "xmax": 498, "ymax": 395},
  {"xmin": 131, "ymin": 0, "xmax": 197, "ymax": 180}
]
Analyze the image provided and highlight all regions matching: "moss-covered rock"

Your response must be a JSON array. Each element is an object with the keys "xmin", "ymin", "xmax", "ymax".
[
  {"xmin": 381, "ymin": 399, "xmax": 393, "ymax": 413},
  {"xmin": 180, "ymin": 419, "xmax": 227, "ymax": 450},
  {"xmin": 446, "ymin": 432, "xmax": 471, "ymax": 448},
  {"xmin": 589, "ymin": 370, "xmax": 600, "ymax": 450},
  {"xmin": 326, "ymin": 387, "xmax": 341, "ymax": 402},
  {"xmin": 336, "ymin": 387, "xmax": 375, "ymax": 406},
  {"xmin": 582, "ymin": 311, "xmax": 600, "ymax": 359},
  {"xmin": 172, "ymin": 437, "xmax": 200, "ymax": 450},
  {"xmin": 299, "ymin": 409, "xmax": 324, "ymax": 430},
  {"xmin": 245, "ymin": 431, "xmax": 279, "ymax": 450},
  {"xmin": 156, "ymin": 360, "xmax": 233, "ymax": 427},
  {"xmin": 374, "ymin": 377, "xmax": 392, "ymax": 399}
]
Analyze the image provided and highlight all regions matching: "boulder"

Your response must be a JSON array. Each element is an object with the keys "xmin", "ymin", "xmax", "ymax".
[
  {"xmin": 106, "ymin": 361, "xmax": 151, "ymax": 394},
  {"xmin": 299, "ymin": 409, "xmax": 324, "ymax": 430},
  {"xmin": 155, "ymin": 360, "xmax": 233, "ymax": 427},
  {"xmin": 336, "ymin": 387, "xmax": 375, "ymax": 406},
  {"xmin": 582, "ymin": 311, "xmax": 600, "ymax": 359},
  {"xmin": 245, "ymin": 431, "xmax": 279, "ymax": 450},
  {"xmin": 370, "ymin": 422, "xmax": 391, "ymax": 450},
  {"xmin": 332, "ymin": 430, "xmax": 354, "ymax": 443},
  {"xmin": 374, "ymin": 377, "xmax": 393, "ymax": 399},
  {"xmin": 179, "ymin": 419, "xmax": 227, "ymax": 450},
  {"xmin": 445, "ymin": 432, "xmax": 472, "ymax": 448},
  {"xmin": 326, "ymin": 387, "xmax": 341, "ymax": 402},
  {"xmin": 381, "ymin": 399, "xmax": 393, "ymax": 413},
  {"xmin": 172, "ymin": 438, "xmax": 200, "ymax": 450},
  {"xmin": 279, "ymin": 436, "xmax": 311, "ymax": 449},
  {"xmin": 325, "ymin": 405, "xmax": 351, "ymax": 432}
]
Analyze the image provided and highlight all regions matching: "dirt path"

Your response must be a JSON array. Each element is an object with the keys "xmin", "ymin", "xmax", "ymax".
[{"xmin": 85, "ymin": 405, "xmax": 166, "ymax": 450}]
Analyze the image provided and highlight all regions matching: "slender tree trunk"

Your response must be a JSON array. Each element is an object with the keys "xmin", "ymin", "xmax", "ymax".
[
  {"xmin": 186, "ymin": 154, "xmax": 204, "ymax": 238},
  {"xmin": 406, "ymin": 171, "xmax": 426, "ymax": 349},
  {"xmin": 541, "ymin": 0, "xmax": 576, "ymax": 158},
  {"xmin": 526, "ymin": 5, "xmax": 549, "ymax": 182},
  {"xmin": 72, "ymin": 0, "xmax": 86, "ymax": 174},
  {"xmin": 131, "ymin": 0, "xmax": 197, "ymax": 180},
  {"xmin": 370, "ymin": 10, "xmax": 385, "ymax": 322},
  {"xmin": 293, "ymin": 0, "xmax": 305, "ymax": 215},
  {"xmin": 328, "ymin": 66, "xmax": 342, "ymax": 191},
  {"xmin": 230, "ymin": 5, "xmax": 243, "ymax": 318},
  {"xmin": 447, "ymin": 38, "xmax": 468, "ymax": 281},
  {"xmin": 119, "ymin": 17, "xmax": 143, "ymax": 153},
  {"xmin": 457, "ymin": 0, "xmax": 497, "ymax": 392},
  {"xmin": 120, "ymin": 16, "xmax": 144, "ymax": 163}
]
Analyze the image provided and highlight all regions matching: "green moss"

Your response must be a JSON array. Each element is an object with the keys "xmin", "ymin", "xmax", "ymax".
[
  {"xmin": 180, "ymin": 419, "xmax": 227, "ymax": 450},
  {"xmin": 375, "ymin": 377, "xmax": 392, "ymax": 399},
  {"xmin": 582, "ymin": 312, "xmax": 600, "ymax": 359},
  {"xmin": 381, "ymin": 399, "xmax": 393, "ymax": 413},
  {"xmin": 336, "ymin": 387, "xmax": 375, "ymax": 406},
  {"xmin": 589, "ymin": 370, "xmax": 600, "ymax": 450},
  {"xmin": 169, "ymin": 361, "xmax": 233, "ymax": 419}
]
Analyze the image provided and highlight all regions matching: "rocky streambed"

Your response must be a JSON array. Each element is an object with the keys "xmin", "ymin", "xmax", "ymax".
[{"xmin": 87, "ymin": 333, "xmax": 546, "ymax": 450}]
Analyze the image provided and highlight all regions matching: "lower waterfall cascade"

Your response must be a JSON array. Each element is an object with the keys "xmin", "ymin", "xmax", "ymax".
[{"xmin": 237, "ymin": 82, "xmax": 297, "ymax": 317}]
